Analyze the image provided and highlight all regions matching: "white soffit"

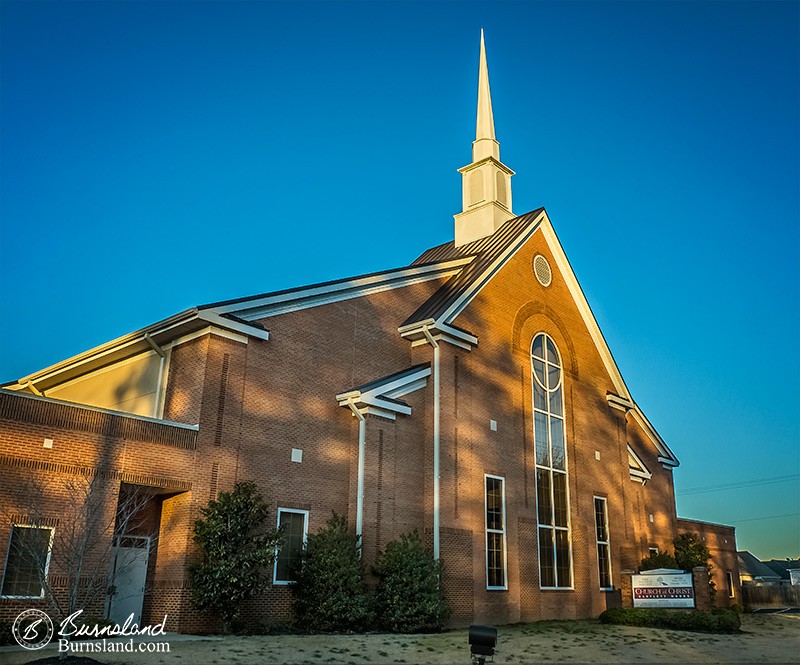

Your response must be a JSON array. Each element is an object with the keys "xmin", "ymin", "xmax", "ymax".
[{"xmin": 208, "ymin": 258, "xmax": 473, "ymax": 321}]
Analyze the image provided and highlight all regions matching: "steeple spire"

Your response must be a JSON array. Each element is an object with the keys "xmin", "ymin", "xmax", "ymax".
[
  {"xmin": 454, "ymin": 30, "xmax": 515, "ymax": 248},
  {"xmin": 474, "ymin": 28, "xmax": 499, "ymax": 160}
]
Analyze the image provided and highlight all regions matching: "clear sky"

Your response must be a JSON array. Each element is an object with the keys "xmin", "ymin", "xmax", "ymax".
[{"xmin": 1, "ymin": 1, "xmax": 798, "ymax": 559}]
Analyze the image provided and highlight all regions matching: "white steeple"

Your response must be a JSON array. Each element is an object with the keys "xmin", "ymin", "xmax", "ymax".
[{"xmin": 454, "ymin": 29, "xmax": 514, "ymax": 247}]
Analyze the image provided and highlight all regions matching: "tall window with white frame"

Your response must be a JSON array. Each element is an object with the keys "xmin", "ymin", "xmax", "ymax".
[
  {"xmin": 594, "ymin": 497, "xmax": 612, "ymax": 589},
  {"xmin": 532, "ymin": 332, "xmax": 572, "ymax": 588},
  {"xmin": 485, "ymin": 475, "xmax": 507, "ymax": 590},
  {"xmin": 273, "ymin": 509, "xmax": 308, "ymax": 584},
  {"xmin": 1, "ymin": 525, "xmax": 54, "ymax": 598}
]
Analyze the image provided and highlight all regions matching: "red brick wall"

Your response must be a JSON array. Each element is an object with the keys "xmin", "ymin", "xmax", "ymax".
[
  {"xmin": 677, "ymin": 518, "xmax": 740, "ymax": 606},
  {"xmin": 1, "ymin": 227, "xmax": 735, "ymax": 631}
]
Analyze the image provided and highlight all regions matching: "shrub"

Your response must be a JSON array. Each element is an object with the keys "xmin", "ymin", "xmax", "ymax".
[
  {"xmin": 599, "ymin": 607, "xmax": 740, "ymax": 633},
  {"xmin": 373, "ymin": 531, "xmax": 450, "ymax": 633},
  {"xmin": 189, "ymin": 482, "xmax": 282, "ymax": 632},
  {"xmin": 640, "ymin": 551, "xmax": 679, "ymax": 571},
  {"xmin": 674, "ymin": 532, "xmax": 716, "ymax": 601},
  {"xmin": 291, "ymin": 513, "xmax": 374, "ymax": 632},
  {"xmin": 0, "ymin": 620, "xmax": 13, "ymax": 646}
]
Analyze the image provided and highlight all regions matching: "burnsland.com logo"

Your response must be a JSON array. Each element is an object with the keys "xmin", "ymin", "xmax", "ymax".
[
  {"xmin": 12, "ymin": 609, "xmax": 170, "ymax": 654},
  {"xmin": 12, "ymin": 609, "xmax": 54, "ymax": 650}
]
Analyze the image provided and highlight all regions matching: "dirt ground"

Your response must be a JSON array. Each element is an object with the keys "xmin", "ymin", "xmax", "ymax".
[{"xmin": 3, "ymin": 613, "xmax": 799, "ymax": 665}]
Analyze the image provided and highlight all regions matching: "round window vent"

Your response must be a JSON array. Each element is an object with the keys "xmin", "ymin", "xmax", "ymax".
[{"xmin": 533, "ymin": 254, "xmax": 552, "ymax": 287}]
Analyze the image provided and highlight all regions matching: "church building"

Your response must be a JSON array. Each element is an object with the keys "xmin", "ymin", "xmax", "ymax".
[{"xmin": 0, "ymin": 32, "xmax": 740, "ymax": 631}]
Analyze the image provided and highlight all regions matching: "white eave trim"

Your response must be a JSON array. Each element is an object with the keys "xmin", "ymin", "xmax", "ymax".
[
  {"xmin": 628, "ymin": 444, "xmax": 653, "ymax": 483},
  {"xmin": 209, "ymin": 258, "xmax": 473, "ymax": 321},
  {"xmin": 607, "ymin": 393, "xmax": 635, "ymax": 412},
  {"xmin": 196, "ymin": 311, "xmax": 269, "ymax": 340},
  {"xmin": 337, "ymin": 366, "xmax": 431, "ymax": 421},
  {"xmin": 10, "ymin": 310, "xmax": 267, "ymax": 392},
  {"xmin": 398, "ymin": 319, "xmax": 478, "ymax": 351},
  {"xmin": 629, "ymin": 408, "xmax": 680, "ymax": 468}
]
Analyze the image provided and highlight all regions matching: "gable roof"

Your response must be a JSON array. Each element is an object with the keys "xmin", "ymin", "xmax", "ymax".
[
  {"xmin": 737, "ymin": 551, "xmax": 783, "ymax": 580},
  {"xmin": 401, "ymin": 207, "xmax": 680, "ymax": 467},
  {"xmin": 763, "ymin": 559, "xmax": 800, "ymax": 580}
]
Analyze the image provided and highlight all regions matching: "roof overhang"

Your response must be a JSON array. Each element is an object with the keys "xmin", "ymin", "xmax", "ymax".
[
  {"xmin": 398, "ymin": 319, "xmax": 478, "ymax": 351},
  {"xmin": 337, "ymin": 364, "xmax": 431, "ymax": 421},
  {"xmin": 5, "ymin": 309, "xmax": 269, "ymax": 394}
]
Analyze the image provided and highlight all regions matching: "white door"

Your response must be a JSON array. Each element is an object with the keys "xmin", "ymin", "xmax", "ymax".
[{"xmin": 107, "ymin": 536, "xmax": 150, "ymax": 626}]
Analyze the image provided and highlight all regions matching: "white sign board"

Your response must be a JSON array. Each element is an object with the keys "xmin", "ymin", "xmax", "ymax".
[{"xmin": 632, "ymin": 572, "xmax": 695, "ymax": 608}]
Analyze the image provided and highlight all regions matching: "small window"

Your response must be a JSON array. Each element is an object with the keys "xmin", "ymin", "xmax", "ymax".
[
  {"xmin": 649, "ymin": 547, "xmax": 659, "ymax": 556},
  {"xmin": 594, "ymin": 497, "xmax": 612, "ymax": 589},
  {"xmin": 485, "ymin": 475, "xmax": 507, "ymax": 590},
  {"xmin": 726, "ymin": 571, "xmax": 735, "ymax": 598},
  {"xmin": 1, "ymin": 525, "xmax": 54, "ymax": 598},
  {"xmin": 273, "ymin": 509, "xmax": 308, "ymax": 584}
]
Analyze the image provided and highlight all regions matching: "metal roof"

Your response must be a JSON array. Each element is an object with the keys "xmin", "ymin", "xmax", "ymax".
[{"xmin": 402, "ymin": 208, "xmax": 544, "ymax": 327}]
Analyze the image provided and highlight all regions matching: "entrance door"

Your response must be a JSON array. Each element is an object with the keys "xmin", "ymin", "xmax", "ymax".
[{"xmin": 106, "ymin": 536, "xmax": 150, "ymax": 626}]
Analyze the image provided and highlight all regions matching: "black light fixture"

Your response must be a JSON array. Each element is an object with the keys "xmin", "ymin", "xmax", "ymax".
[{"xmin": 468, "ymin": 624, "xmax": 497, "ymax": 664}]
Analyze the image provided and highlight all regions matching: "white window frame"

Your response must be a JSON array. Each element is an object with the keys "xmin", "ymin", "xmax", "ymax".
[
  {"xmin": 272, "ymin": 508, "xmax": 309, "ymax": 585},
  {"xmin": 531, "ymin": 332, "xmax": 574, "ymax": 590},
  {"xmin": 649, "ymin": 546, "xmax": 659, "ymax": 556},
  {"xmin": 594, "ymin": 496, "xmax": 613, "ymax": 590},
  {"xmin": 0, "ymin": 524, "xmax": 55, "ymax": 599},
  {"xmin": 484, "ymin": 474, "xmax": 508, "ymax": 591},
  {"xmin": 726, "ymin": 571, "xmax": 735, "ymax": 598}
]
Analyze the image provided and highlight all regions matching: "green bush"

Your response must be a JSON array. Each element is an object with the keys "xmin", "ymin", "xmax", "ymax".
[
  {"xmin": 730, "ymin": 602, "xmax": 744, "ymax": 614},
  {"xmin": 639, "ymin": 551, "xmax": 679, "ymax": 571},
  {"xmin": 674, "ymin": 532, "xmax": 716, "ymax": 601},
  {"xmin": 291, "ymin": 513, "xmax": 374, "ymax": 632},
  {"xmin": 189, "ymin": 482, "xmax": 282, "ymax": 632},
  {"xmin": 373, "ymin": 531, "xmax": 450, "ymax": 633},
  {"xmin": 599, "ymin": 607, "xmax": 740, "ymax": 633}
]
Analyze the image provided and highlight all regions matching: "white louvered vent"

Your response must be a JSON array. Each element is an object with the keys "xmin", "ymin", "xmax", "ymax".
[{"xmin": 534, "ymin": 254, "xmax": 552, "ymax": 287}]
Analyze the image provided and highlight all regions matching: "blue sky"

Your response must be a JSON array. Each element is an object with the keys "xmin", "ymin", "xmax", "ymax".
[{"xmin": 1, "ymin": 1, "xmax": 798, "ymax": 559}]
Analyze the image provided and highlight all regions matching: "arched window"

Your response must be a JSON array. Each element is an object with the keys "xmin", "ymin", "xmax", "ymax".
[{"xmin": 531, "ymin": 333, "xmax": 572, "ymax": 588}]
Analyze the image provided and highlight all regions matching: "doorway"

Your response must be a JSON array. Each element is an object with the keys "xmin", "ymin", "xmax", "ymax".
[{"xmin": 106, "ymin": 535, "xmax": 150, "ymax": 626}]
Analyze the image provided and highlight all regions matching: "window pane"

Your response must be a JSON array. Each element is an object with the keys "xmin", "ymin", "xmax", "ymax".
[
  {"xmin": 486, "ymin": 478, "xmax": 503, "ymax": 531},
  {"xmin": 539, "ymin": 528, "xmax": 555, "ymax": 587},
  {"xmin": 597, "ymin": 543, "xmax": 611, "ymax": 588},
  {"xmin": 555, "ymin": 529, "xmax": 571, "ymax": 587},
  {"xmin": 276, "ymin": 512, "xmax": 305, "ymax": 582},
  {"xmin": 594, "ymin": 498, "xmax": 607, "ymax": 542},
  {"xmin": 546, "ymin": 337, "xmax": 560, "ymax": 365},
  {"xmin": 548, "ymin": 384, "xmax": 563, "ymax": 416},
  {"xmin": 1, "ymin": 527, "xmax": 50, "ymax": 597},
  {"xmin": 550, "ymin": 417, "xmax": 565, "ymax": 470},
  {"xmin": 487, "ymin": 531, "xmax": 505, "ymax": 587},
  {"xmin": 547, "ymin": 363, "xmax": 561, "ymax": 391},
  {"xmin": 552, "ymin": 472, "xmax": 568, "ymax": 527},
  {"xmin": 534, "ymin": 412, "xmax": 549, "ymax": 466},
  {"xmin": 533, "ymin": 378, "xmax": 546, "ymax": 411},
  {"xmin": 533, "ymin": 359, "xmax": 546, "ymax": 390},
  {"xmin": 532, "ymin": 334, "xmax": 544, "ymax": 360},
  {"xmin": 536, "ymin": 469, "xmax": 552, "ymax": 525}
]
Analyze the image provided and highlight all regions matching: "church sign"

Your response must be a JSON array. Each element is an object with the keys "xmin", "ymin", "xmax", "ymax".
[{"xmin": 632, "ymin": 570, "xmax": 695, "ymax": 608}]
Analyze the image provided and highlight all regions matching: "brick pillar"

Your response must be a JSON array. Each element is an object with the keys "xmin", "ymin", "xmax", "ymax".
[
  {"xmin": 693, "ymin": 566, "xmax": 712, "ymax": 611},
  {"xmin": 620, "ymin": 571, "xmax": 634, "ymax": 608}
]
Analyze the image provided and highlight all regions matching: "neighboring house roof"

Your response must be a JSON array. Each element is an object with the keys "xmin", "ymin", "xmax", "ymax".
[
  {"xmin": 737, "ymin": 551, "xmax": 783, "ymax": 580},
  {"xmin": 763, "ymin": 559, "xmax": 800, "ymax": 581}
]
